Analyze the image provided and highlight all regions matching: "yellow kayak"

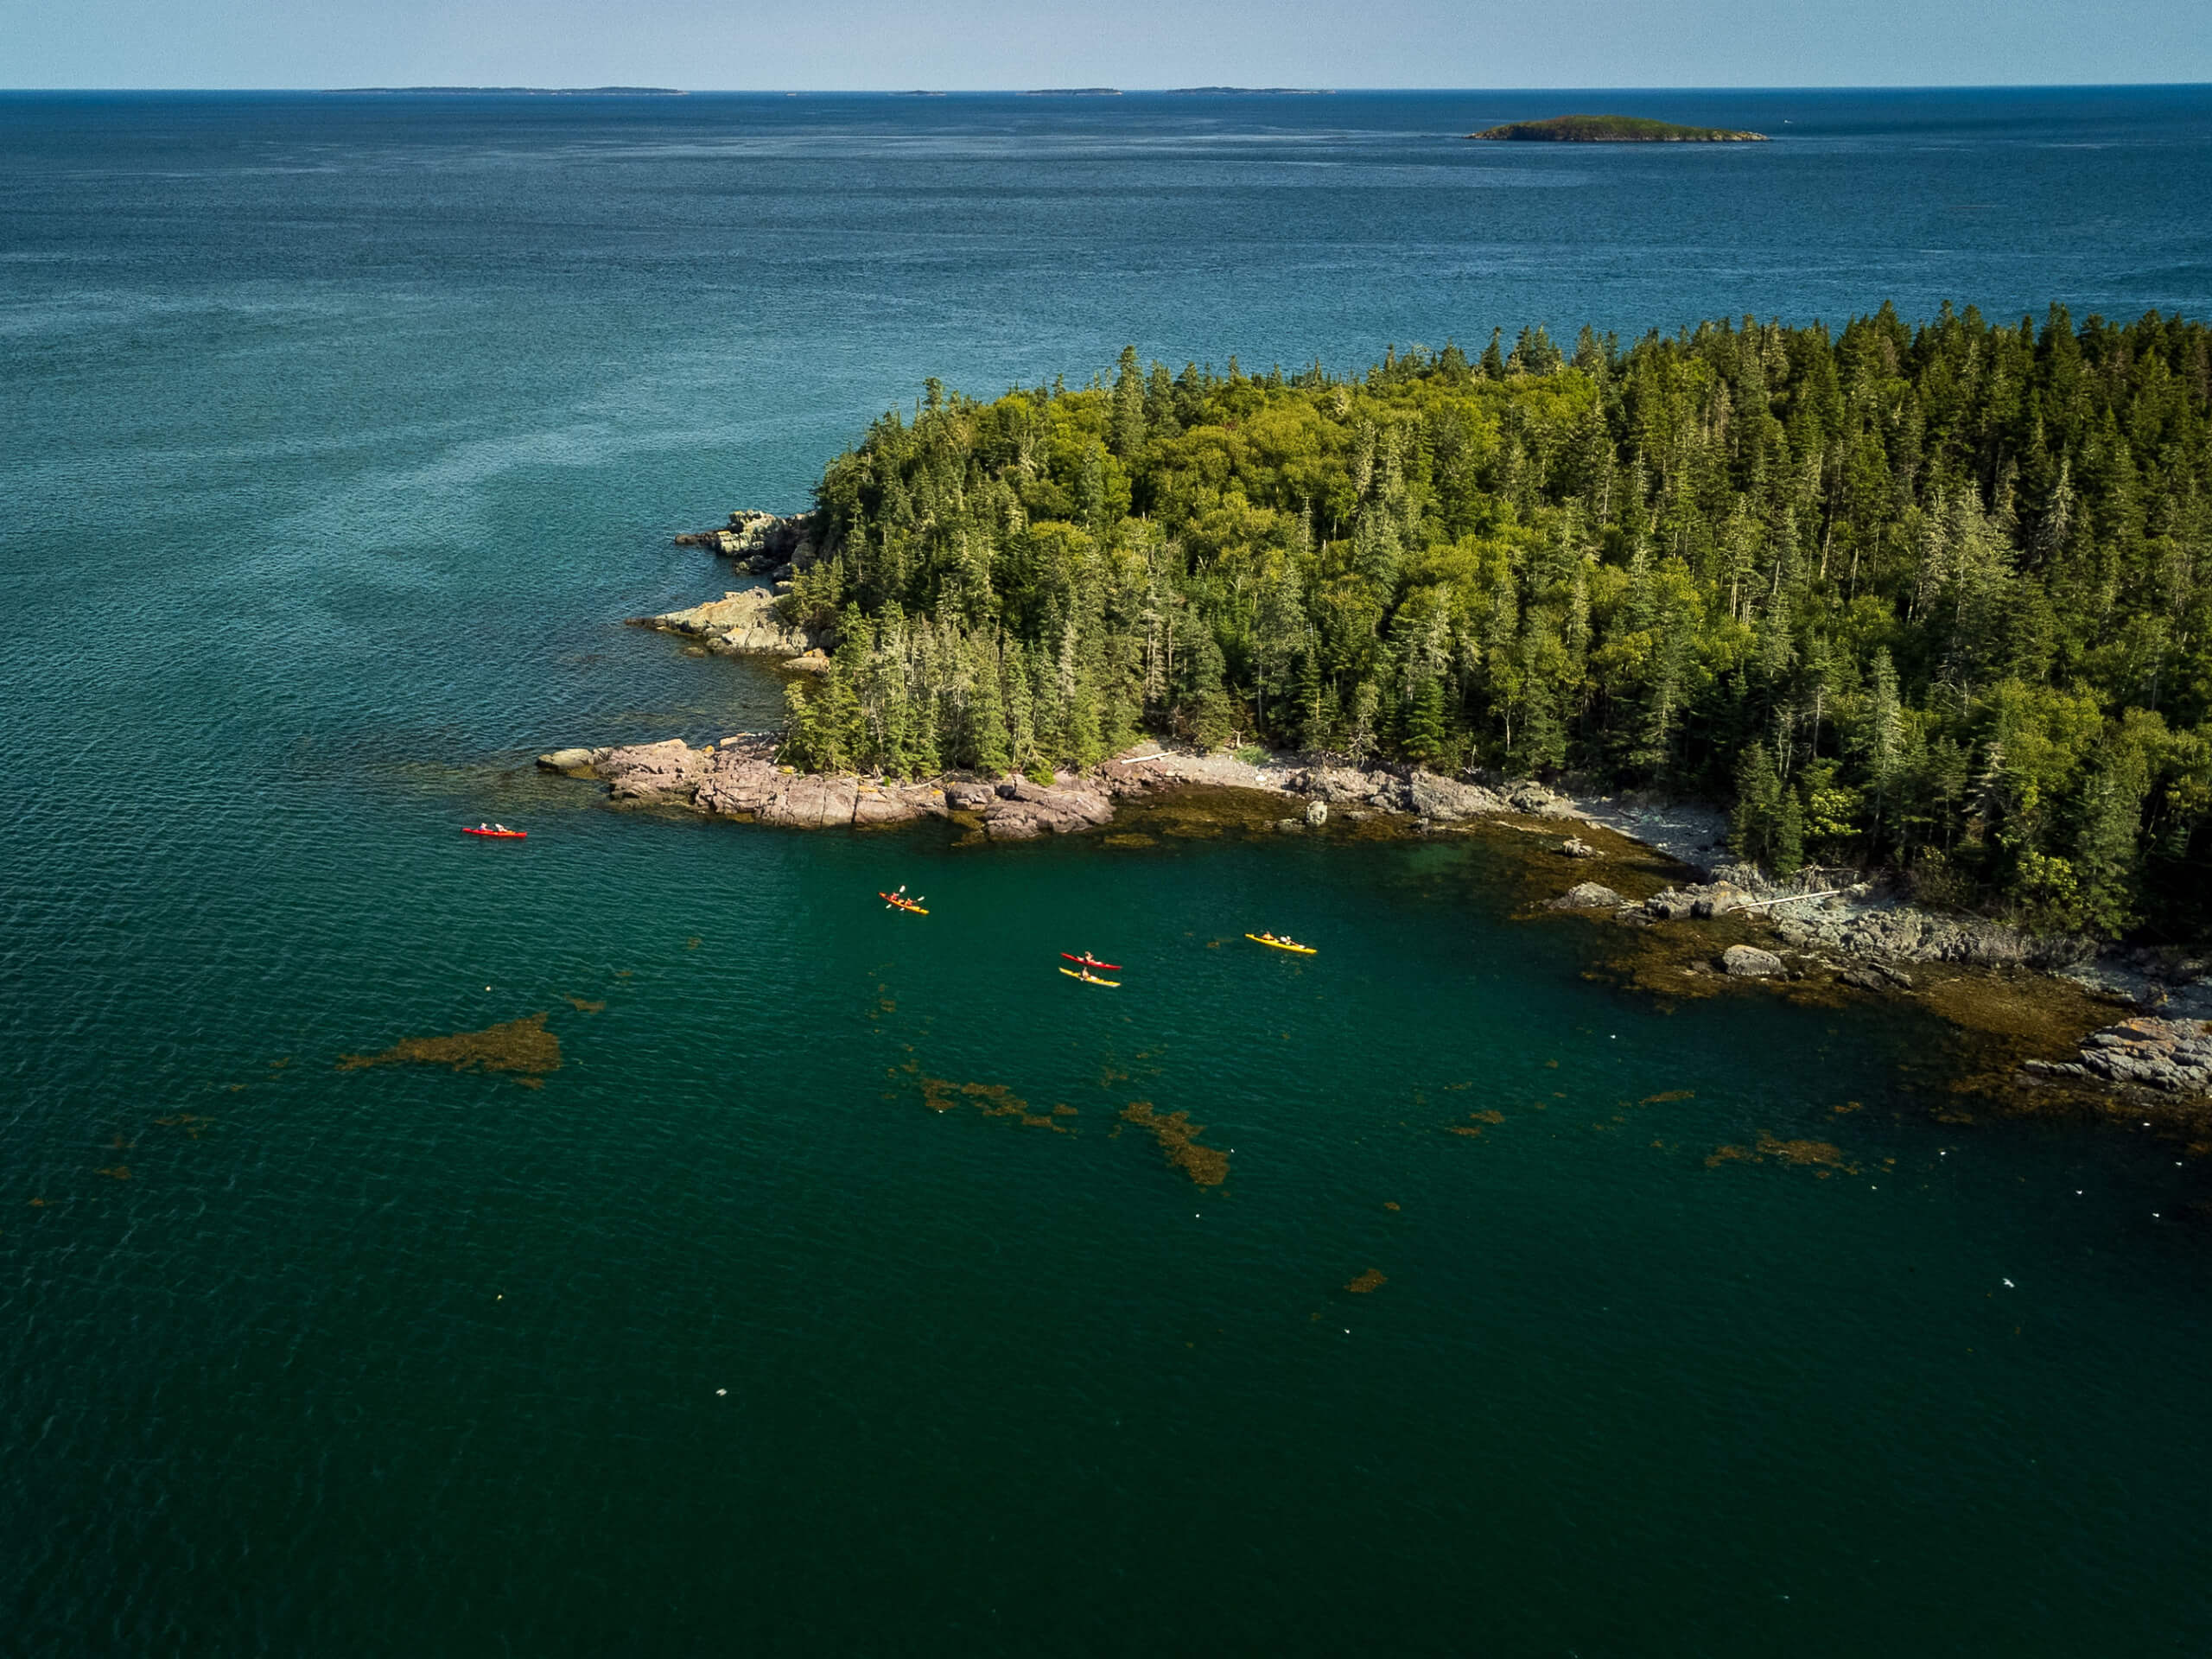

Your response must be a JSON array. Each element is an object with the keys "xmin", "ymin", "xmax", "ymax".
[
  {"xmin": 1058, "ymin": 967, "xmax": 1121, "ymax": 988},
  {"xmin": 1246, "ymin": 933, "xmax": 1316, "ymax": 955}
]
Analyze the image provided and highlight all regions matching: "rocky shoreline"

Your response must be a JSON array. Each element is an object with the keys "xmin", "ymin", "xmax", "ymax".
[{"xmin": 543, "ymin": 508, "xmax": 2212, "ymax": 1122}]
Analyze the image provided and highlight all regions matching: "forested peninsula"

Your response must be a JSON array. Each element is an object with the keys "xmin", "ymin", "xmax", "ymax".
[{"xmin": 715, "ymin": 308, "xmax": 2209, "ymax": 945}]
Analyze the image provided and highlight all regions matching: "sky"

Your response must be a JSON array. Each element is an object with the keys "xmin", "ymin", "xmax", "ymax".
[{"xmin": 3, "ymin": 0, "xmax": 2208, "ymax": 90}]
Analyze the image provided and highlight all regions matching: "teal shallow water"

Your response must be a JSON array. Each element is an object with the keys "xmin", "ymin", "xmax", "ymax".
[{"xmin": 5, "ymin": 90, "xmax": 2212, "ymax": 1654}]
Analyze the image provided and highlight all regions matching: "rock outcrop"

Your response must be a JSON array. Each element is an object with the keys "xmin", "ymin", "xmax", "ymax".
[
  {"xmin": 2024, "ymin": 1018, "xmax": 2212, "ymax": 1096},
  {"xmin": 1292, "ymin": 766, "xmax": 1410, "ymax": 811},
  {"xmin": 673, "ymin": 509, "xmax": 820, "ymax": 573},
  {"xmin": 640, "ymin": 587, "xmax": 822, "ymax": 658},
  {"xmin": 977, "ymin": 777, "xmax": 1116, "ymax": 839},
  {"xmin": 552, "ymin": 738, "xmax": 1126, "ymax": 836},
  {"xmin": 1408, "ymin": 770, "xmax": 1507, "ymax": 822},
  {"xmin": 1503, "ymin": 779, "xmax": 1579, "ymax": 819},
  {"xmin": 597, "ymin": 738, "xmax": 709, "ymax": 804},
  {"xmin": 1643, "ymin": 879, "xmax": 1754, "ymax": 921}
]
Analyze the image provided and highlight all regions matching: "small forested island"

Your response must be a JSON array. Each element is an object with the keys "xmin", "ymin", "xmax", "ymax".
[
  {"xmin": 669, "ymin": 307, "xmax": 2208, "ymax": 947},
  {"xmin": 1468, "ymin": 115, "xmax": 1768, "ymax": 143}
]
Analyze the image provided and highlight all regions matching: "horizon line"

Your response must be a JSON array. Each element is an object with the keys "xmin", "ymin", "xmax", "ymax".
[{"xmin": 3, "ymin": 80, "xmax": 2211, "ymax": 94}]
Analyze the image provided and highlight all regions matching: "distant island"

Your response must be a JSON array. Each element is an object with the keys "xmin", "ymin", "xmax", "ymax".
[
  {"xmin": 330, "ymin": 86, "xmax": 683, "ymax": 96},
  {"xmin": 1021, "ymin": 88, "xmax": 1122, "ymax": 97},
  {"xmin": 1467, "ymin": 114, "xmax": 1766, "ymax": 143},
  {"xmin": 1163, "ymin": 86, "xmax": 1333, "ymax": 96}
]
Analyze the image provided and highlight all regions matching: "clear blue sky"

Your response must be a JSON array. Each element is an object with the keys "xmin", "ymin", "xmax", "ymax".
[{"xmin": 4, "ymin": 0, "xmax": 2206, "ymax": 90}]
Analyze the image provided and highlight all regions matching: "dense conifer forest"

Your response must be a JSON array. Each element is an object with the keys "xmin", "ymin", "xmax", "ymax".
[{"xmin": 777, "ymin": 306, "xmax": 2212, "ymax": 939}]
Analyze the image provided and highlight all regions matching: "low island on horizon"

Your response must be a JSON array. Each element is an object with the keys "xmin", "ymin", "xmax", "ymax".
[{"xmin": 1468, "ymin": 114, "xmax": 1769, "ymax": 142}]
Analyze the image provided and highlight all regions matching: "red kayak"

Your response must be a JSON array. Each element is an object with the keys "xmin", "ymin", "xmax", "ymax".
[
  {"xmin": 1060, "ymin": 951, "xmax": 1122, "ymax": 971},
  {"xmin": 462, "ymin": 826, "xmax": 527, "ymax": 839}
]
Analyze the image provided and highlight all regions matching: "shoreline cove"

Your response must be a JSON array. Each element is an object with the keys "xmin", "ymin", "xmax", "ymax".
[{"xmin": 542, "ymin": 521, "xmax": 2211, "ymax": 1142}]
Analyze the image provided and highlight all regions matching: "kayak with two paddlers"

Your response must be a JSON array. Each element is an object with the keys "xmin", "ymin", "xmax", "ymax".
[
  {"xmin": 1246, "ymin": 931, "xmax": 1315, "ymax": 955},
  {"xmin": 1059, "ymin": 952, "xmax": 1122, "ymax": 972},
  {"xmin": 880, "ymin": 885, "xmax": 928, "ymax": 915},
  {"xmin": 464, "ymin": 823, "xmax": 527, "ymax": 839}
]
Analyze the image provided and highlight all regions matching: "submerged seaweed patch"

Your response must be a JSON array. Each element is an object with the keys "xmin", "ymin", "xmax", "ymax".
[
  {"xmin": 1706, "ymin": 1131, "xmax": 1858, "ymax": 1174},
  {"xmin": 339, "ymin": 1013, "xmax": 562, "ymax": 1077},
  {"xmin": 563, "ymin": 995, "xmax": 606, "ymax": 1014},
  {"xmin": 918, "ymin": 1075, "xmax": 1064, "ymax": 1129},
  {"xmin": 1121, "ymin": 1102, "xmax": 1229, "ymax": 1186},
  {"xmin": 1345, "ymin": 1268, "xmax": 1388, "ymax": 1294}
]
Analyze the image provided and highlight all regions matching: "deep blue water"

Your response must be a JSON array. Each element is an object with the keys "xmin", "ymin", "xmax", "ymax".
[{"xmin": 3, "ymin": 88, "xmax": 2210, "ymax": 1654}]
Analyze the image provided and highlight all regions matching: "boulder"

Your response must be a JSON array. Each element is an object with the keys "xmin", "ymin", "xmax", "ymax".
[
  {"xmin": 781, "ymin": 649, "xmax": 831, "ymax": 673},
  {"xmin": 944, "ymin": 780, "xmax": 997, "ymax": 812},
  {"xmin": 1559, "ymin": 836, "xmax": 1598, "ymax": 858},
  {"xmin": 1720, "ymin": 944, "xmax": 1785, "ymax": 978},
  {"xmin": 1305, "ymin": 800, "xmax": 1328, "ymax": 828},
  {"xmin": 1506, "ymin": 780, "xmax": 1577, "ymax": 819},
  {"xmin": 1548, "ymin": 882, "xmax": 1624, "ymax": 911},
  {"xmin": 536, "ymin": 747, "xmax": 596, "ymax": 773},
  {"xmin": 1690, "ymin": 884, "xmax": 1750, "ymax": 918}
]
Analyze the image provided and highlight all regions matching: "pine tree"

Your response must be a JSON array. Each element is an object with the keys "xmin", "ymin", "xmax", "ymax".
[
  {"xmin": 1403, "ymin": 677, "xmax": 1447, "ymax": 768},
  {"xmin": 1111, "ymin": 346, "xmax": 1146, "ymax": 458},
  {"xmin": 966, "ymin": 632, "xmax": 1011, "ymax": 774},
  {"xmin": 1732, "ymin": 742, "xmax": 1783, "ymax": 866},
  {"xmin": 1774, "ymin": 785, "xmax": 1807, "ymax": 877}
]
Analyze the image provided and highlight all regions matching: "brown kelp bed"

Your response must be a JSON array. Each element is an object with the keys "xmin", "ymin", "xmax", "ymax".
[
  {"xmin": 339, "ymin": 1013, "xmax": 563, "ymax": 1079},
  {"xmin": 1120, "ymin": 1102, "xmax": 1230, "ymax": 1186}
]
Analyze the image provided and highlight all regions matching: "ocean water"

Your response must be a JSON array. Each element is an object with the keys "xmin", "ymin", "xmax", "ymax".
[{"xmin": 3, "ymin": 88, "xmax": 2210, "ymax": 1654}]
